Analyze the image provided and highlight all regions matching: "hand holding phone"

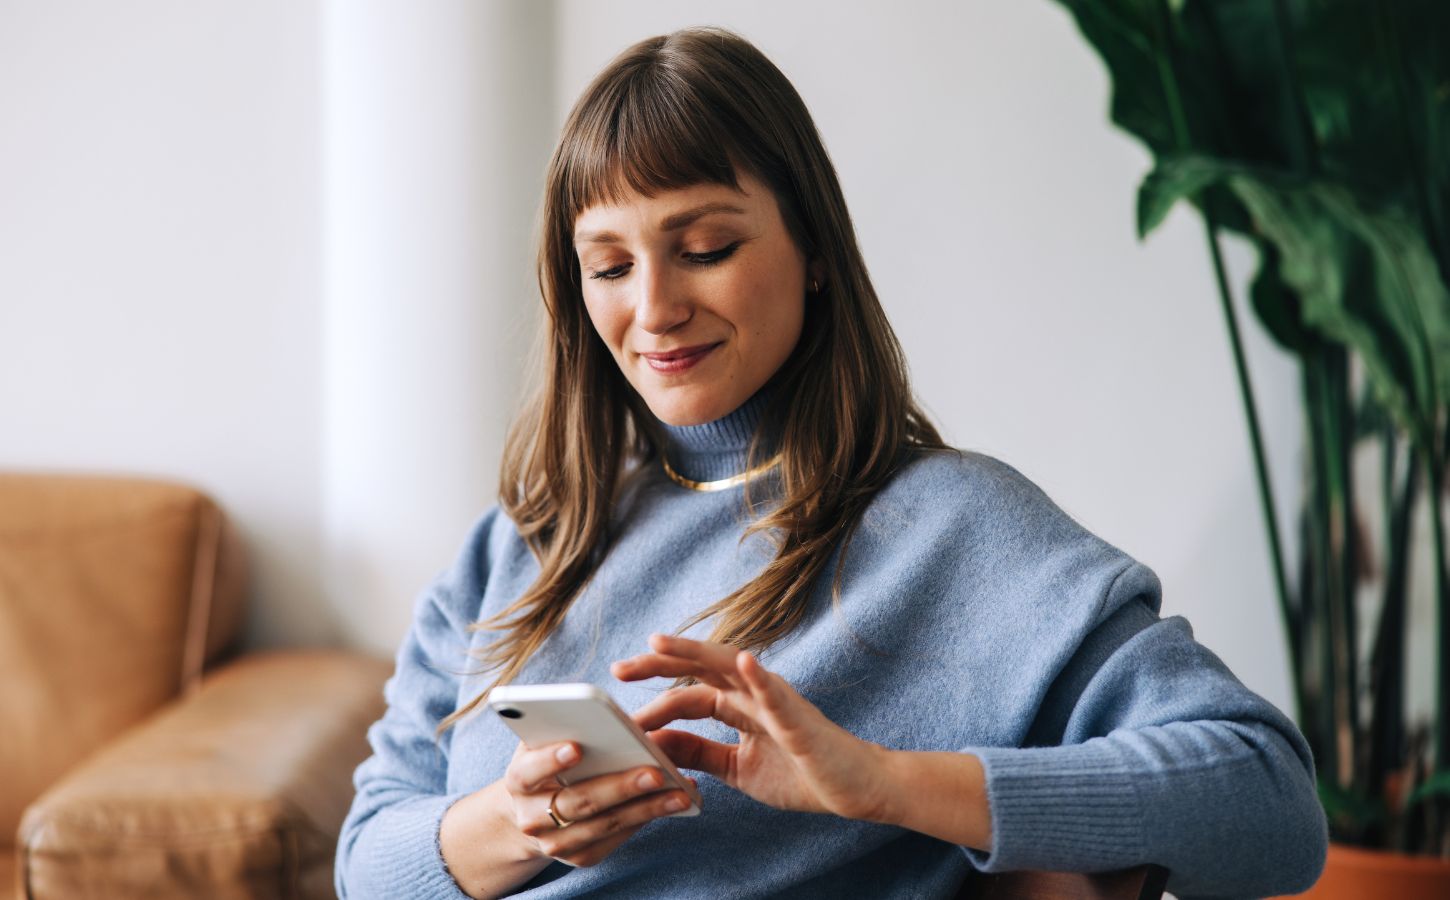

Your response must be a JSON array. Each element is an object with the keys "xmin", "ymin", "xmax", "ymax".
[
  {"xmin": 487, "ymin": 683, "xmax": 703, "ymax": 816},
  {"xmin": 440, "ymin": 684, "xmax": 700, "ymax": 882}
]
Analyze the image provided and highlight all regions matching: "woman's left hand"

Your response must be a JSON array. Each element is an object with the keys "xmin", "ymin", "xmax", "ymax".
[{"xmin": 611, "ymin": 633, "xmax": 893, "ymax": 822}]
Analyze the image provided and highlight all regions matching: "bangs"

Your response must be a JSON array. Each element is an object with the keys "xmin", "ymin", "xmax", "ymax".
[{"xmin": 560, "ymin": 64, "xmax": 748, "ymax": 222}]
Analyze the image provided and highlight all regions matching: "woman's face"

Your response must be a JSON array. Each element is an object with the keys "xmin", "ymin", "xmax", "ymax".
[{"xmin": 573, "ymin": 169, "xmax": 818, "ymax": 427}]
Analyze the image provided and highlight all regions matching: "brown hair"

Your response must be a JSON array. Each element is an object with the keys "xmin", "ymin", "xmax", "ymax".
[{"xmin": 436, "ymin": 25, "xmax": 949, "ymax": 740}]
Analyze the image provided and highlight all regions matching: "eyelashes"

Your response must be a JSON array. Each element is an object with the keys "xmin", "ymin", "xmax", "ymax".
[{"xmin": 587, "ymin": 241, "xmax": 743, "ymax": 282}]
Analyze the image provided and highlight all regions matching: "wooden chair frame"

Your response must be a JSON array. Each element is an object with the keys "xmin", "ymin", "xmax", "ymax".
[{"xmin": 959, "ymin": 863, "xmax": 1171, "ymax": 900}]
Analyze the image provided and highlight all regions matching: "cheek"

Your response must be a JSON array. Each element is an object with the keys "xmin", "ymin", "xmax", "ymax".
[
  {"xmin": 770, "ymin": 300, "xmax": 805, "ymax": 361},
  {"xmin": 745, "ymin": 267, "xmax": 803, "ymax": 343},
  {"xmin": 581, "ymin": 292, "xmax": 627, "ymax": 350}
]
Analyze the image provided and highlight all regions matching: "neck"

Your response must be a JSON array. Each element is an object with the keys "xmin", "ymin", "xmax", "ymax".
[{"xmin": 654, "ymin": 384, "xmax": 780, "ymax": 483}]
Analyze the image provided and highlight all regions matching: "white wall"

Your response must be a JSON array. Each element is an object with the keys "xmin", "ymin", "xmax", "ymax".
[
  {"xmin": 0, "ymin": 0, "xmax": 330, "ymax": 650},
  {"xmin": 1, "ymin": 0, "xmax": 1351, "ymax": 726},
  {"xmin": 320, "ymin": 0, "xmax": 553, "ymax": 655}
]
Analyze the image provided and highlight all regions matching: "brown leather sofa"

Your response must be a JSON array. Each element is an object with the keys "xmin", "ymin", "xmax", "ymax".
[{"xmin": 1, "ymin": 472, "xmax": 392, "ymax": 899}]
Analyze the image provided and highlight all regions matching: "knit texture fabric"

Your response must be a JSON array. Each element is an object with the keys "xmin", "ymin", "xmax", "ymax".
[{"xmin": 335, "ymin": 387, "xmax": 1328, "ymax": 899}]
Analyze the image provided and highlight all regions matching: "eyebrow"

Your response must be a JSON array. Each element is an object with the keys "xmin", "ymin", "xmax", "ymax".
[{"xmin": 574, "ymin": 202, "xmax": 749, "ymax": 245}]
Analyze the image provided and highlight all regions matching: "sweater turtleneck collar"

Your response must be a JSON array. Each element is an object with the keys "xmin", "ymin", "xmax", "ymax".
[{"xmin": 654, "ymin": 382, "xmax": 780, "ymax": 484}]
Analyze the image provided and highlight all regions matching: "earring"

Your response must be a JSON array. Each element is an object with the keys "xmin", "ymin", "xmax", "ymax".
[{"xmin": 810, "ymin": 279, "xmax": 820, "ymax": 293}]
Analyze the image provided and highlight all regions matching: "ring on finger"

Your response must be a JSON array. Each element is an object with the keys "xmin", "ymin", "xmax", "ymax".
[{"xmin": 546, "ymin": 788, "xmax": 574, "ymax": 829}]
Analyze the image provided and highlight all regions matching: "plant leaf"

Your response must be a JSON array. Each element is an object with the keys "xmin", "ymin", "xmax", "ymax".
[
  {"xmin": 1137, "ymin": 154, "xmax": 1223, "ymax": 238},
  {"xmin": 1232, "ymin": 174, "xmax": 1450, "ymax": 448},
  {"xmin": 1137, "ymin": 154, "xmax": 1450, "ymax": 449},
  {"xmin": 1403, "ymin": 770, "xmax": 1450, "ymax": 811},
  {"xmin": 1317, "ymin": 776, "xmax": 1388, "ymax": 831},
  {"xmin": 1248, "ymin": 237, "xmax": 1316, "ymax": 355}
]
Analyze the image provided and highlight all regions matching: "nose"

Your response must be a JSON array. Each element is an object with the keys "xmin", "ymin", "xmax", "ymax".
[{"xmin": 634, "ymin": 258, "xmax": 692, "ymax": 335}]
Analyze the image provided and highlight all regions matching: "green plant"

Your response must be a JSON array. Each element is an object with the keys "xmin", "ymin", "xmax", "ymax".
[{"xmin": 1048, "ymin": 0, "xmax": 1450, "ymax": 856}]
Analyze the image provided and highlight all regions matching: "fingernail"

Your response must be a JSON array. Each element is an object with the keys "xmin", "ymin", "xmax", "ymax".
[
  {"xmin": 637, "ymin": 770, "xmax": 661, "ymax": 790},
  {"xmin": 665, "ymin": 796, "xmax": 687, "ymax": 812},
  {"xmin": 556, "ymin": 745, "xmax": 578, "ymax": 764}
]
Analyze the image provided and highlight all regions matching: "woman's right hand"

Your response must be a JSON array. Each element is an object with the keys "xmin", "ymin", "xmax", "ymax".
[
  {"xmin": 501, "ymin": 739, "xmax": 695, "ymax": 866},
  {"xmin": 439, "ymin": 739, "xmax": 694, "ymax": 898}
]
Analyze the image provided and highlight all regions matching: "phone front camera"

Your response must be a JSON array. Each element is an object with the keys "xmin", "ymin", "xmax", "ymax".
[{"xmin": 496, "ymin": 707, "xmax": 523, "ymax": 719}]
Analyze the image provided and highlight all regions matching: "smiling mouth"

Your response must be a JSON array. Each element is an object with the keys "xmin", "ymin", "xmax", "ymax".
[
  {"xmin": 640, "ymin": 342, "xmax": 721, "ymax": 361},
  {"xmin": 640, "ymin": 342, "xmax": 722, "ymax": 373}
]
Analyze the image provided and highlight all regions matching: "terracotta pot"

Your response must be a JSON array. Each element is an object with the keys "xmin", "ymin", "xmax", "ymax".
[{"xmin": 1267, "ymin": 841, "xmax": 1450, "ymax": 899}]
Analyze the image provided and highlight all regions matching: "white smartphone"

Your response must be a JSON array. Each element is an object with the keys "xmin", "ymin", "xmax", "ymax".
[{"xmin": 486, "ymin": 683, "xmax": 702, "ymax": 816}]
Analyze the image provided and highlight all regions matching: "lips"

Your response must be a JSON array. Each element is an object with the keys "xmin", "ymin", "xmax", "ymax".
[
  {"xmin": 640, "ymin": 342, "xmax": 721, "ymax": 374},
  {"xmin": 640, "ymin": 342, "xmax": 721, "ymax": 361}
]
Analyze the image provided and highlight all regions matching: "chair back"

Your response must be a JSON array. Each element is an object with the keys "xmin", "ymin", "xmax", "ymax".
[{"xmin": 0, "ymin": 472, "xmax": 246, "ymax": 843}]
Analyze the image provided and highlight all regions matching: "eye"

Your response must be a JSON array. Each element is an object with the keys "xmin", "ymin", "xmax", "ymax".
[
  {"xmin": 683, "ymin": 241, "xmax": 743, "ymax": 266},
  {"xmin": 586, "ymin": 241, "xmax": 743, "ymax": 281},
  {"xmin": 588, "ymin": 263, "xmax": 630, "ymax": 282}
]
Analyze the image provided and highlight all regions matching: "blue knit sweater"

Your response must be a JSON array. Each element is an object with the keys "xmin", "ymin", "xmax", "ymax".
[{"xmin": 334, "ymin": 387, "xmax": 1328, "ymax": 899}]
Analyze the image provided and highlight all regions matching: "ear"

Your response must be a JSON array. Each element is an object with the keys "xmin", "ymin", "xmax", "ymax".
[{"xmin": 807, "ymin": 258, "xmax": 827, "ymax": 293}]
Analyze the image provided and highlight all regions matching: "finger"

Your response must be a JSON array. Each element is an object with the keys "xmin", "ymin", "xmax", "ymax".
[
  {"xmin": 631, "ymin": 684, "xmax": 718, "ymax": 731},
  {"xmin": 614, "ymin": 651, "xmax": 741, "ymax": 692},
  {"xmin": 506, "ymin": 740, "xmax": 582, "ymax": 795},
  {"xmin": 647, "ymin": 633, "xmax": 742, "ymax": 672},
  {"xmin": 611, "ymin": 654, "xmax": 721, "ymax": 685},
  {"xmin": 739, "ymin": 650, "xmax": 813, "ymax": 718},
  {"xmin": 737, "ymin": 651, "xmax": 824, "ymax": 754},
  {"xmin": 634, "ymin": 684, "xmax": 758, "ymax": 733},
  {"xmin": 737, "ymin": 650, "xmax": 788, "ymax": 713},
  {"xmin": 648, "ymin": 727, "xmax": 736, "ymax": 782},
  {"xmin": 548, "ymin": 823, "xmax": 641, "ymax": 869},
  {"xmin": 533, "ymin": 787, "xmax": 694, "ymax": 864},
  {"xmin": 521, "ymin": 764, "xmax": 667, "ymax": 835}
]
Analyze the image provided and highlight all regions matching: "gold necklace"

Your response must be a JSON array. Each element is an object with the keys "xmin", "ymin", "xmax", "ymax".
[{"xmin": 660, "ymin": 452, "xmax": 783, "ymax": 492}]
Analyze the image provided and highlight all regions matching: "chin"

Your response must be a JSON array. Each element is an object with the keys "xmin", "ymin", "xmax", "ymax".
[{"xmin": 640, "ymin": 388, "xmax": 731, "ymax": 427}]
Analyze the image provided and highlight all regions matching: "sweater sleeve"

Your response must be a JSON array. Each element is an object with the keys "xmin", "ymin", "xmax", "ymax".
[
  {"xmin": 334, "ymin": 509, "xmax": 500, "ymax": 900},
  {"xmin": 957, "ymin": 561, "xmax": 1329, "ymax": 900}
]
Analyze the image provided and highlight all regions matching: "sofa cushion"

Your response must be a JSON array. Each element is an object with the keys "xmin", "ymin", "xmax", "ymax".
[{"xmin": 17, "ymin": 650, "xmax": 390, "ymax": 899}]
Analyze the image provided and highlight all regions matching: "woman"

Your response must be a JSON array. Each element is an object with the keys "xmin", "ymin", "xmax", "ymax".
[{"xmin": 335, "ymin": 25, "xmax": 1328, "ymax": 900}]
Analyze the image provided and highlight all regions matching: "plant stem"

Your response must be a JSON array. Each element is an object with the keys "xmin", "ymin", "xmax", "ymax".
[
  {"xmin": 1323, "ymin": 346, "xmax": 1359, "ymax": 790},
  {"xmin": 1204, "ymin": 218, "xmax": 1303, "ymax": 723},
  {"xmin": 1372, "ymin": 5, "xmax": 1450, "ymax": 786},
  {"xmin": 1361, "ymin": 7, "xmax": 1450, "ymax": 814},
  {"xmin": 1426, "ymin": 445, "xmax": 1450, "ymax": 773},
  {"xmin": 1369, "ymin": 426, "xmax": 1417, "ymax": 841},
  {"xmin": 1153, "ymin": 0, "xmax": 1301, "ymax": 726},
  {"xmin": 1306, "ymin": 353, "xmax": 1348, "ymax": 791}
]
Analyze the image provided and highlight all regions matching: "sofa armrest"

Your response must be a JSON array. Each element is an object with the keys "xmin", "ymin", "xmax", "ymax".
[{"xmin": 17, "ymin": 649, "xmax": 391, "ymax": 900}]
